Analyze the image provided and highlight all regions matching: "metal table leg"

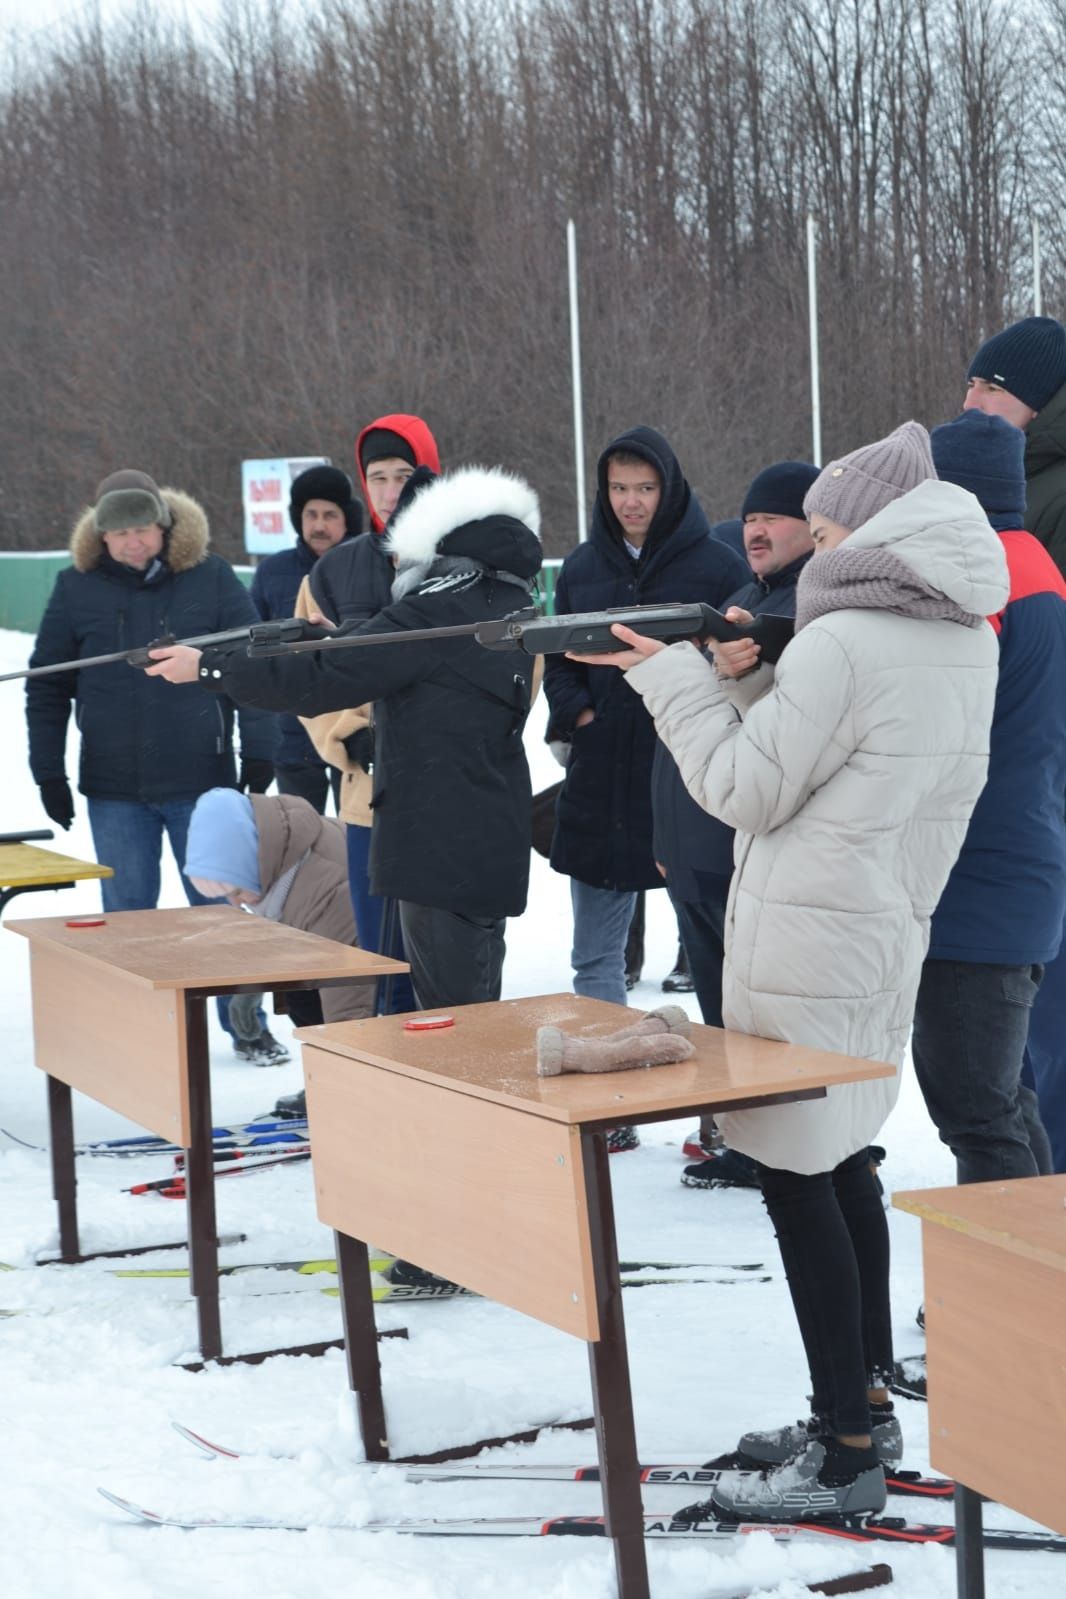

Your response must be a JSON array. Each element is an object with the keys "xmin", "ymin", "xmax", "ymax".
[
  {"xmin": 47, "ymin": 1075, "xmax": 79, "ymax": 1261},
  {"xmin": 335, "ymin": 1230, "xmax": 390, "ymax": 1461},
  {"xmin": 955, "ymin": 1483, "xmax": 985, "ymax": 1599},
  {"xmin": 184, "ymin": 994, "xmax": 222, "ymax": 1361},
  {"xmin": 581, "ymin": 1129, "xmax": 650, "ymax": 1599}
]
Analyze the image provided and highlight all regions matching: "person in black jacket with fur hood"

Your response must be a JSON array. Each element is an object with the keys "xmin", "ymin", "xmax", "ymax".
[{"xmin": 147, "ymin": 466, "xmax": 542, "ymax": 1011}]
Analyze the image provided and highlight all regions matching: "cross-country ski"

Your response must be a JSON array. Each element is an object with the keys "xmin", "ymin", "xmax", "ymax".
[
  {"xmin": 95, "ymin": 1489, "xmax": 1066, "ymax": 1554},
  {"xmin": 169, "ymin": 1422, "xmax": 954, "ymax": 1500}
]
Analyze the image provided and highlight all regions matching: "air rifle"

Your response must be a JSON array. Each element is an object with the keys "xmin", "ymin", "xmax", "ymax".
[
  {"xmin": 239, "ymin": 603, "xmax": 795, "ymax": 663},
  {"xmin": 1, "ymin": 605, "xmax": 794, "ymax": 685}
]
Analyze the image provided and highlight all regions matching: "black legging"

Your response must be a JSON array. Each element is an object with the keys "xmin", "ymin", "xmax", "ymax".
[{"xmin": 755, "ymin": 1148, "xmax": 894, "ymax": 1437}]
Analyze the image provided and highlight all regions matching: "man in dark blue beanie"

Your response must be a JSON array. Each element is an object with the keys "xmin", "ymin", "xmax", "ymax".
[
  {"xmin": 965, "ymin": 315, "xmax": 1066, "ymax": 574},
  {"xmin": 909, "ymin": 409, "xmax": 1066, "ymax": 1181},
  {"xmin": 249, "ymin": 463, "xmax": 363, "ymax": 813},
  {"xmin": 929, "ymin": 410, "xmax": 1026, "ymax": 531}
]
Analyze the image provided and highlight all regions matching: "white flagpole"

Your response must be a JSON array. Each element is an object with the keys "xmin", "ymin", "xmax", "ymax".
[
  {"xmin": 567, "ymin": 219, "xmax": 588, "ymax": 541},
  {"xmin": 1033, "ymin": 218, "xmax": 1043, "ymax": 316},
  {"xmin": 807, "ymin": 213, "xmax": 822, "ymax": 467}
]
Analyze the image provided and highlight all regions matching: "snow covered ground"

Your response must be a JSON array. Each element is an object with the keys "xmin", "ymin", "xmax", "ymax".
[{"xmin": 0, "ymin": 624, "xmax": 1054, "ymax": 1599}]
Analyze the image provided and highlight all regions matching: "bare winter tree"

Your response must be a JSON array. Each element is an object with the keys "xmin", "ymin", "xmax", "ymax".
[{"xmin": 0, "ymin": 0, "xmax": 1050, "ymax": 558}]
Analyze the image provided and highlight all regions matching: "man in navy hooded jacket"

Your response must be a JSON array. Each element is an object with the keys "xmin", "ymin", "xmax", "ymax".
[
  {"xmin": 544, "ymin": 425, "xmax": 748, "ymax": 1008},
  {"xmin": 913, "ymin": 410, "xmax": 1066, "ymax": 1179}
]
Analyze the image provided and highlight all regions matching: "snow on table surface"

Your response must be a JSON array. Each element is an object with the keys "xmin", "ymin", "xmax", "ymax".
[{"xmin": 0, "ymin": 626, "xmax": 1053, "ymax": 1599}]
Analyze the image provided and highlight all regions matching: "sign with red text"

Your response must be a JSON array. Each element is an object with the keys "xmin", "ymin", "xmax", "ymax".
[{"xmin": 241, "ymin": 456, "xmax": 329, "ymax": 555}]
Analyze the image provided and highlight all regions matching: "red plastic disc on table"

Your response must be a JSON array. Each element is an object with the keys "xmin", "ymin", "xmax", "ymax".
[
  {"xmin": 65, "ymin": 916, "xmax": 106, "ymax": 928},
  {"xmin": 403, "ymin": 1015, "xmax": 455, "ymax": 1031}
]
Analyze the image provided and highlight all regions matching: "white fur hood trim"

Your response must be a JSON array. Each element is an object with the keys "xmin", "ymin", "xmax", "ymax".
[{"xmin": 385, "ymin": 467, "xmax": 541, "ymax": 567}]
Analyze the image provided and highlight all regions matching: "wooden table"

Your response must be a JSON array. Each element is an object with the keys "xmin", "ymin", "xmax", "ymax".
[
  {"xmin": 0, "ymin": 839, "xmax": 113, "ymax": 915},
  {"xmin": 298, "ymin": 993, "xmax": 896, "ymax": 1599},
  {"xmin": 6, "ymin": 905, "xmax": 408, "ymax": 1362},
  {"xmin": 894, "ymin": 1176, "xmax": 1066, "ymax": 1597}
]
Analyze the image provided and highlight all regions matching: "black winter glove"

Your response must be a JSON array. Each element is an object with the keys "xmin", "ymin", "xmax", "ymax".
[
  {"xmin": 342, "ymin": 727, "xmax": 374, "ymax": 773},
  {"xmin": 238, "ymin": 758, "xmax": 274, "ymax": 795},
  {"xmin": 39, "ymin": 778, "xmax": 75, "ymax": 830}
]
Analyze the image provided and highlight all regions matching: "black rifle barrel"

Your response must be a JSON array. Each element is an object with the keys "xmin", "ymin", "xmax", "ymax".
[{"xmin": 1, "ymin": 604, "xmax": 794, "ymax": 683}]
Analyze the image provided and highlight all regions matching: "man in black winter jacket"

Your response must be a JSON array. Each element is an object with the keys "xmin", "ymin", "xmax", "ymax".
[
  {"xmin": 26, "ymin": 470, "xmax": 276, "ymax": 911},
  {"xmin": 543, "ymin": 426, "xmax": 748, "ymax": 1011},
  {"xmin": 249, "ymin": 464, "xmax": 362, "ymax": 813},
  {"xmin": 146, "ymin": 467, "xmax": 541, "ymax": 1011},
  {"xmin": 26, "ymin": 469, "xmax": 282, "ymax": 1061},
  {"xmin": 653, "ymin": 459, "xmax": 818, "ymax": 1039}
]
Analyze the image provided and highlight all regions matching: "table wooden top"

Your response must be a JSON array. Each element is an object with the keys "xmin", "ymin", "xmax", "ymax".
[
  {"xmin": 5, "ymin": 904, "xmax": 408, "ymax": 990},
  {"xmin": 0, "ymin": 842, "xmax": 113, "ymax": 888},
  {"xmin": 296, "ymin": 993, "xmax": 895, "ymax": 1125},
  {"xmin": 894, "ymin": 1175, "xmax": 1066, "ymax": 1276}
]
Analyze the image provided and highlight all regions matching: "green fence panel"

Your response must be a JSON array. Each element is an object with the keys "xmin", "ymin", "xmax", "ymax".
[
  {"xmin": 539, "ymin": 558, "xmax": 562, "ymax": 615},
  {"xmin": 0, "ymin": 553, "xmax": 73, "ymax": 633},
  {"xmin": 0, "ymin": 553, "xmax": 254, "ymax": 634}
]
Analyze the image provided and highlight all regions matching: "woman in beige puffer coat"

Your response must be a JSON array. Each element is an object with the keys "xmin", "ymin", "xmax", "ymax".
[{"xmin": 576, "ymin": 422, "xmax": 1009, "ymax": 1522}]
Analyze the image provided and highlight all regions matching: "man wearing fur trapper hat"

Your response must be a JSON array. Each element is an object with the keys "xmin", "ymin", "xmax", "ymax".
[
  {"xmin": 147, "ymin": 465, "xmax": 542, "ymax": 1011},
  {"xmin": 26, "ymin": 470, "xmax": 281, "ymax": 1024}
]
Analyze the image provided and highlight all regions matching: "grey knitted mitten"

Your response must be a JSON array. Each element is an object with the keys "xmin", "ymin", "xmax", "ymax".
[{"xmin": 537, "ymin": 1005, "xmax": 694, "ymax": 1078}]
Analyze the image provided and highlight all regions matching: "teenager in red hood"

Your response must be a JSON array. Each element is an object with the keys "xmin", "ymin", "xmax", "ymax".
[
  {"xmin": 355, "ymin": 413, "xmax": 441, "ymax": 533},
  {"xmin": 305, "ymin": 414, "xmax": 441, "ymax": 624}
]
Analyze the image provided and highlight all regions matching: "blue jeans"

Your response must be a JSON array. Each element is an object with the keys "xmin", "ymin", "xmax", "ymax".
[
  {"xmin": 911, "ymin": 959, "xmax": 1052, "ymax": 1184},
  {"xmin": 1023, "ymin": 925, "xmax": 1066, "ymax": 1173},
  {"xmin": 569, "ymin": 879, "xmax": 637, "ymax": 1006},
  {"xmin": 87, "ymin": 795, "xmax": 265, "ymax": 1040},
  {"xmin": 345, "ymin": 823, "xmax": 417, "ymax": 1014}
]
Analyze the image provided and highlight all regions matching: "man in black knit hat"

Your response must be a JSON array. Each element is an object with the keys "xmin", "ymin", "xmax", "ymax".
[
  {"xmin": 249, "ymin": 464, "xmax": 362, "ymax": 813},
  {"xmin": 663, "ymin": 460, "xmax": 818, "ymax": 1188},
  {"xmin": 962, "ymin": 321, "xmax": 1066, "ymax": 1183},
  {"xmin": 964, "ymin": 314, "xmax": 1066, "ymax": 574}
]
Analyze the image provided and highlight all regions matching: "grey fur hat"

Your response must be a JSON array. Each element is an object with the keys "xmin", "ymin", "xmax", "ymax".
[{"xmin": 93, "ymin": 469, "xmax": 173, "ymax": 533}]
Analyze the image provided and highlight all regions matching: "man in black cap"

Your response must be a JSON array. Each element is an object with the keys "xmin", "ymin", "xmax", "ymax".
[
  {"xmin": 658, "ymin": 460, "xmax": 818, "ymax": 1188},
  {"xmin": 249, "ymin": 464, "xmax": 362, "ymax": 812},
  {"xmin": 964, "ymin": 315, "xmax": 1066, "ymax": 574},
  {"xmin": 733, "ymin": 461, "xmax": 821, "ymax": 607}
]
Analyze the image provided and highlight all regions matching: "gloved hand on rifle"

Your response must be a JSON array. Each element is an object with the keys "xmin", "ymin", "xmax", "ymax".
[
  {"xmin": 238, "ymin": 759, "xmax": 274, "ymax": 795},
  {"xmin": 39, "ymin": 777, "xmax": 75, "ymax": 831},
  {"xmin": 342, "ymin": 727, "xmax": 374, "ymax": 773}
]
